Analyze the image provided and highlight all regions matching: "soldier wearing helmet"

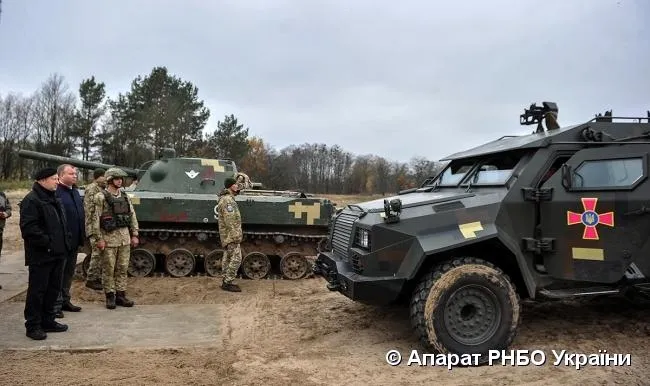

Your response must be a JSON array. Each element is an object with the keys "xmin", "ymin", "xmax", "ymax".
[{"xmin": 89, "ymin": 167, "xmax": 139, "ymax": 309}]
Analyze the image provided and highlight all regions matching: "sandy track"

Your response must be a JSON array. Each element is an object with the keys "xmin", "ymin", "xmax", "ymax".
[
  {"xmin": 1, "ymin": 277, "xmax": 649, "ymax": 385},
  {"xmin": 1, "ymin": 190, "xmax": 649, "ymax": 385}
]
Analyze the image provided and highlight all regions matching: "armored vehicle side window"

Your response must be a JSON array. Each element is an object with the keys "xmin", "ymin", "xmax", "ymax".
[
  {"xmin": 572, "ymin": 157, "xmax": 644, "ymax": 189},
  {"xmin": 467, "ymin": 153, "xmax": 522, "ymax": 185},
  {"xmin": 437, "ymin": 161, "xmax": 474, "ymax": 186}
]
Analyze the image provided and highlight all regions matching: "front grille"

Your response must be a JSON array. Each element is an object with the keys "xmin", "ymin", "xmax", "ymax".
[
  {"xmin": 351, "ymin": 253, "xmax": 363, "ymax": 274},
  {"xmin": 332, "ymin": 211, "xmax": 358, "ymax": 261}
]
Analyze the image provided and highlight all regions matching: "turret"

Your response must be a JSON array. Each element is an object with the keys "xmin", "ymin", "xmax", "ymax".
[{"xmin": 17, "ymin": 148, "xmax": 241, "ymax": 195}]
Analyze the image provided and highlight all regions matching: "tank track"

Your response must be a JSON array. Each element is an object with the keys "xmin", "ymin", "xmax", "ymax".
[{"xmin": 82, "ymin": 227, "xmax": 331, "ymax": 281}]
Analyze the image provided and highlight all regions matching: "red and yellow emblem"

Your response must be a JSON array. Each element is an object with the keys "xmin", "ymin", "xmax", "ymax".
[{"xmin": 567, "ymin": 198, "xmax": 614, "ymax": 240}]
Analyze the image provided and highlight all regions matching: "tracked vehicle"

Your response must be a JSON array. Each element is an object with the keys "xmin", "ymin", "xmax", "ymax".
[
  {"xmin": 18, "ymin": 149, "xmax": 336, "ymax": 280},
  {"xmin": 314, "ymin": 102, "xmax": 650, "ymax": 363}
]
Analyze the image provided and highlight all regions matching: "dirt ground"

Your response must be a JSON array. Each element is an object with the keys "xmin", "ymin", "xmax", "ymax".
[{"xmin": 1, "ymin": 189, "xmax": 649, "ymax": 385}]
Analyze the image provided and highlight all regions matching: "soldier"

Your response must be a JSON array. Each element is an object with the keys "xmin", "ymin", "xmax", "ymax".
[
  {"xmin": 83, "ymin": 168, "xmax": 106, "ymax": 290},
  {"xmin": 217, "ymin": 176, "xmax": 243, "ymax": 292},
  {"xmin": 0, "ymin": 189, "xmax": 12, "ymax": 290},
  {"xmin": 89, "ymin": 167, "xmax": 139, "ymax": 309}
]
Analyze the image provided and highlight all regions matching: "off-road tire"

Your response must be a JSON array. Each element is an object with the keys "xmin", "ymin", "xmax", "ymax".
[{"xmin": 409, "ymin": 256, "xmax": 521, "ymax": 364}]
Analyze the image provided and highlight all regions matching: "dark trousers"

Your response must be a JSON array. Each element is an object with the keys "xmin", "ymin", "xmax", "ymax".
[
  {"xmin": 55, "ymin": 250, "xmax": 77, "ymax": 311},
  {"xmin": 24, "ymin": 258, "xmax": 65, "ymax": 330}
]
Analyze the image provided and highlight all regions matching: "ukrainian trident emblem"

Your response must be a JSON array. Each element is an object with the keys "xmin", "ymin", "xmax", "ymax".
[{"xmin": 567, "ymin": 198, "xmax": 614, "ymax": 240}]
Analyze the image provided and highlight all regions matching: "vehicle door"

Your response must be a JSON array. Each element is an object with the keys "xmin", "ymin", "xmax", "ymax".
[{"xmin": 538, "ymin": 144, "xmax": 650, "ymax": 283}]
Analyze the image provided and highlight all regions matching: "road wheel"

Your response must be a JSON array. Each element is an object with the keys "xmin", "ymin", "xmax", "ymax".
[{"xmin": 409, "ymin": 256, "xmax": 521, "ymax": 364}]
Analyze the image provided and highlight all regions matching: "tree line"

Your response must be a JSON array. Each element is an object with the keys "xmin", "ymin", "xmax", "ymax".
[{"xmin": 0, "ymin": 67, "xmax": 446, "ymax": 194}]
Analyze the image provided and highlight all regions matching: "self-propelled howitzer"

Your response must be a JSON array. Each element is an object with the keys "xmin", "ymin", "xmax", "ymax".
[{"xmin": 18, "ymin": 148, "xmax": 337, "ymax": 280}]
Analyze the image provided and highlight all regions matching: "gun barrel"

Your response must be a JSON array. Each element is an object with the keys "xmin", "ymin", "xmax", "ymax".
[{"xmin": 17, "ymin": 149, "xmax": 140, "ymax": 177}]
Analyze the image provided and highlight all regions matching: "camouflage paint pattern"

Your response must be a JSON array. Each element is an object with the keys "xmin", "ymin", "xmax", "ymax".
[
  {"xmin": 222, "ymin": 243, "xmax": 243, "ymax": 284},
  {"xmin": 90, "ymin": 190, "xmax": 139, "ymax": 247},
  {"xmin": 216, "ymin": 190, "xmax": 242, "ymax": 246},
  {"xmin": 83, "ymin": 181, "xmax": 103, "ymax": 281},
  {"xmin": 101, "ymin": 245, "xmax": 130, "ymax": 293}
]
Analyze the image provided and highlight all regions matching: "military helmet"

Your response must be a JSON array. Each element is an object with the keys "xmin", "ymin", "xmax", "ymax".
[{"xmin": 105, "ymin": 167, "xmax": 128, "ymax": 181}]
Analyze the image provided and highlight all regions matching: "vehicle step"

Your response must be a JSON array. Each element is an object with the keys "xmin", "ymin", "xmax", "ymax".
[{"xmin": 538, "ymin": 286, "xmax": 619, "ymax": 299}]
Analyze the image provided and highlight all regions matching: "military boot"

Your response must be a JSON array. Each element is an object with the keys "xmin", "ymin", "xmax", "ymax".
[
  {"xmin": 105, "ymin": 292, "xmax": 116, "ymax": 309},
  {"xmin": 221, "ymin": 282, "xmax": 241, "ymax": 292},
  {"xmin": 85, "ymin": 279, "xmax": 102, "ymax": 291},
  {"xmin": 115, "ymin": 291, "xmax": 134, "ymax": 307}
]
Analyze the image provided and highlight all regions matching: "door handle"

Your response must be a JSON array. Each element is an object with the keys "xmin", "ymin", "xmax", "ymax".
[{"xmin": 624, "ymin": 206, "xmax": 650, "ymax": 216}]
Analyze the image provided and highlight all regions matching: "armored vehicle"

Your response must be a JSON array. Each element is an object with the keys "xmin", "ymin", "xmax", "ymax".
[
  {"xmin": 18, "ymin": 149, "xmax": 336, "ymax": 280},
  {"xmin": 314, "ymin": 102, "xmax": 650, "ymax": 363}
]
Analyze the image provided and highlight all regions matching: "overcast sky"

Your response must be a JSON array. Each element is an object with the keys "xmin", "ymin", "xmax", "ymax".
[{"xmin": 0, "ymin": 0, "xmax": 648, "ymax": 164}]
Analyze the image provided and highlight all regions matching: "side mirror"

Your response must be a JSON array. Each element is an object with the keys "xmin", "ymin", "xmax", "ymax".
[{"xmin": 561, "ymin": 164, "xmax": 572, "ymax": 189}]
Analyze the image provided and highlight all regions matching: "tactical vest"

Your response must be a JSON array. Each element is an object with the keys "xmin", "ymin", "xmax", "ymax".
[{"xmin": 99, "ymin": 190, "xmax": 132, "ymax": 232}]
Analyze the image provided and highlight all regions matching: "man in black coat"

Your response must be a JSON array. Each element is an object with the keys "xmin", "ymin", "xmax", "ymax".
[
  {"xmin": 19, "ymin": 167, "xmax": 72, "ymax": 340},
  {"xmin": 54, "ymin": 164, "xmax": 85, "ymax": 316}
]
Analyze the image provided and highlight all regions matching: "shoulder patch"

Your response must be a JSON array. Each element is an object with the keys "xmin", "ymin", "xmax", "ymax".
[{"xmin": 226, "ymin": 204, "xmax": 234, "ymax": 213}]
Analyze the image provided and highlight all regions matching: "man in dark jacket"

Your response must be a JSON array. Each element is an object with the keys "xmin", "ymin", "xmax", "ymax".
[
  {"xmin": 19, "ymin": 167, "xmax": 72, "ymax": 340},
  {"xmin": 0, "ymin": 190, "xmax": 12, "ymax": 290},
  {"xmin": 54, "ymin": 164, "xmax": 85, "ymax": 316}
]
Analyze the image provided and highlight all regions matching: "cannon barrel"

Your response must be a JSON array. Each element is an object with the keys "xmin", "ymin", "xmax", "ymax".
[{"xmin": 17, "ymin": 149, "xmax": 140, "ymax": 177}]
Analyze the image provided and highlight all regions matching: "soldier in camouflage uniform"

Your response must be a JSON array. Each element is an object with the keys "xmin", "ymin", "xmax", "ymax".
[
  {"xmin": 89, "ymin": 168, "xmax": 139, "ymax": 309},
  {"xmin": 83, "ymin": 168, "xmax": 106, "ymax": 290},
  {"xmin": 217, "ymin": 177, "xmax": 243, "ymax": 292}
]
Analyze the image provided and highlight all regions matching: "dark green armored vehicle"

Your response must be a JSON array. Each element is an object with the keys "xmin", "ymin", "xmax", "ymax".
[
  {"xmin": 314, "ymin": 102, "xmax": 650, "ymax": 362},
  {"xmin": 18, "ymin": 149, "xmax": 336, "ymax": 280}
]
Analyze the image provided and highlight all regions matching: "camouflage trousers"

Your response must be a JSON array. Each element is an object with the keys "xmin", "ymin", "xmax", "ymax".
[
  {"xmin": 86, "ymin": 244, "xmax": 103, "ymax": 282},
  {"xmin": 222, "ymin": 243, "xmax": 242, "ymax": 284},
  {"xmin": 102, "ymin": 245, "xmax": 130, "ymax": 293}
]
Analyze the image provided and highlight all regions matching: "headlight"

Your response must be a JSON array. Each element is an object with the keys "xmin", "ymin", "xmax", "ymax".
[{"xmin": 357, "ymin": 229, "xmax": 369, "ymax": 249}]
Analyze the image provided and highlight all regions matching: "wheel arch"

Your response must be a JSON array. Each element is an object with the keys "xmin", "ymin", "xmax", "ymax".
[{"xmin": 402, "ymin": 238, "xmax": 530, "ymax": 301}]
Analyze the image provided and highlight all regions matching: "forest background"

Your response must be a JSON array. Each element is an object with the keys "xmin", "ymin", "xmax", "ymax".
[{"xmin": 0, "ymin": 67, "xmax": 446, "ymax": 194}]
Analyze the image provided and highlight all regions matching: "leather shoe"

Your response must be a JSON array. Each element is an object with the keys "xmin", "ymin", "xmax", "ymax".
[
  {"xmin": 26, "ymin": 328, "xmax": 47, "ymax": 340},
  {"xmin": 42, "ymin": 321, "xmax": 68, "ymax": 333},
  {"xmin": 62, "ymin": 302, "xmax": 81, "ymax": 312},
  {"xmin": 55, "ymin": 311, "xmax": 64, "ymax": 318}
]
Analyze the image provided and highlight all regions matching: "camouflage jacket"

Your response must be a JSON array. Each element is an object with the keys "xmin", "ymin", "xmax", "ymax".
[
  {"xmin": 90, "ymin": 189, "xmax": 139, "ymax": 247},
  {"xmin": 83, "ymin": 182, "xmax": 102, "ymax": 237},
  {"xmin": 0, "ymin": 191, "xmax": 12, "ymax": 231},
  {"xmin": 216, "ymin": 189, "xmax": 242, "ymax": 246}
]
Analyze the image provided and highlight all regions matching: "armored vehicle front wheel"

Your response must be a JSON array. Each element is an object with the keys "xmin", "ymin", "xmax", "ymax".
[{"xmin": 409, "ymin": 257, "xmax": 521, "ymax": 364}]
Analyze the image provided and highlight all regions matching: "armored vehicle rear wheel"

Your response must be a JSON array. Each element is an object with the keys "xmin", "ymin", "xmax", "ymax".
[
  {"xmin": 241, "ymin": 252, "xmax": 271, "ymax": 279},
  {"xmin": 409, "ymin": 257, "xmax": 520, "ymax": 364},
  {"xmin": 164, "ymin": 248, "xmax": 195, "ymax": 277},
  {"xmin": 280, "ymin": 252, "xmax": 309, "ymax": 280},
  {"xmin": 128, "ymin": 248, "xmax": 157, "ymax": 277},
  {"xmin": 204, "ymin": 249, "xmax": 224, "ymax": 277}
]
